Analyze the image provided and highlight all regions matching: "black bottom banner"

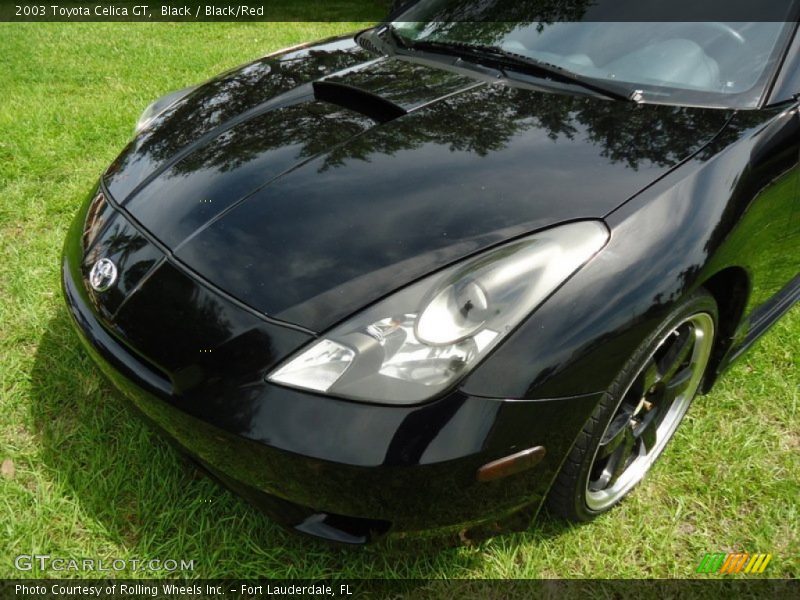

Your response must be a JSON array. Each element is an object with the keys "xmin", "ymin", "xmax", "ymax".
[{"xmin": 2, "ymin": 579, "xmax": 798, "ymax": 600}]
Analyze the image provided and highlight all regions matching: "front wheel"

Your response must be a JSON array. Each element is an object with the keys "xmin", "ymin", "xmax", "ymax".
[{"xmin": 547, "ymin": 290, "xmax": 717, "ymax": 521}]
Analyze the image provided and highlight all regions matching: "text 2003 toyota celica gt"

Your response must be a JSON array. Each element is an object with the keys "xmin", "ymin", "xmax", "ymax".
[{"xmin": 62, "ymin": 1, "xmax": 800, "ymax": 543}]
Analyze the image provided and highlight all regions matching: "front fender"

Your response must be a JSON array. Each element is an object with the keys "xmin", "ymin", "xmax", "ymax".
[{"xmin": 461, "ymin": 106, "xmax": 797, "ymax": 400}]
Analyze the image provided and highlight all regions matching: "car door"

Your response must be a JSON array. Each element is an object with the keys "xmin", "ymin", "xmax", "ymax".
[{"xmin": 744, "ymin": 32, "xmax": 800, "ymax": 320}]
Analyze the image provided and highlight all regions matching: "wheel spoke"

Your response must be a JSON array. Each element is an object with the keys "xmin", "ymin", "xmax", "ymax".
[
  {"xmin": 605, "ymin": 425, "xmax": 637, "ymax": 488},
  {"xmin": 591, "ymin": 420, "xmax": 637, "ymax": 491},
  {"xmin": 636, "ymin": 412, "xmax": 658, "ymax": 453},
  {"xmin": 597, "ymin": 412, "xmax": 632, "ymax": 459},
  {"xmin": 640, "ymin": 361, "xmax": 661, "ymax": 394},
  {"xmin": 663, "ymin": 365, "xmax": 694, "ymax": 402},
  {"xmin": 590, "ymin": 462, "xmax": 613, "ymax": 491},
  {"xmin": 659, "ymin": 326, "xmax": 695, "ymax": 383}
]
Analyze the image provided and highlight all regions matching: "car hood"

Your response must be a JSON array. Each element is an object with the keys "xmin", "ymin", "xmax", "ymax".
[{"xmin": 105, "ymin": 35, "xmax": 733, "ymax": 332}]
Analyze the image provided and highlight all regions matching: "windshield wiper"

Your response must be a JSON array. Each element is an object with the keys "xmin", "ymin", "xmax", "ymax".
[
  {"xmin": 398, "ymin": 38, "xmax": 637, "ymax": 103},
  {"xmin": 384, "ymin": 23, "xmax": 410, "ymax": 50}
]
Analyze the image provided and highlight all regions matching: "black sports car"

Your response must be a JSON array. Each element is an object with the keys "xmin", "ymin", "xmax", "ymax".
[{"xmin": 62, "ymin": 1, "xmax": 800, "ymax": 544}]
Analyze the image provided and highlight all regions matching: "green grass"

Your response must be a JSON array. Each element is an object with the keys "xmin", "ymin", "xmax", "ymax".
[{"xmin": 0, "ymin": 22, "xmax": 797, "ymax": 581}]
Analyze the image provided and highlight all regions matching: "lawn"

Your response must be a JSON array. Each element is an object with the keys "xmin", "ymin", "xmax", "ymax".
[{"xmin": 0, "ymin": 22, "xmax": 797, "ymax": 582}]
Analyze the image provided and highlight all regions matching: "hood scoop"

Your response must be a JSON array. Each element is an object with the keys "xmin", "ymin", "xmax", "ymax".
[{"xmin": 313, "ymin": 80, "xmax": 406, "ymax": 124}]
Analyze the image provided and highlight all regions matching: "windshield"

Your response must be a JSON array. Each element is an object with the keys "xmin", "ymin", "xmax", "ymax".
[{"xmin": 391, "ymin": 1, "xmax": 797, "ymax": 107}]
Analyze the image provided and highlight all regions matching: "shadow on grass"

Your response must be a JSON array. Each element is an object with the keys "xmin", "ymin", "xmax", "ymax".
[{"xmin": 29, "ymin": 307, "xmax": 574, "ymax": 578}]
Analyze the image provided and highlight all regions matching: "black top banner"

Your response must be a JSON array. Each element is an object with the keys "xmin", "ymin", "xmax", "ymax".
[
  {"xmin": 2, "ymin": 0, "xmax": 799, "ymax": 22},
  {"xmin": 2, "ymin": 1, "xmax": 390, "ymax": 21}
]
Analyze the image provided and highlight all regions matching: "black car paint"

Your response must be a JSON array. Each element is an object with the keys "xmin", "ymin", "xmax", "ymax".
[
  {"xmin": 106, "ymin": 46, "xmax": 736, "ymax": 333},
  {"xmin": 63, "ymin": 202, "xmax": 602, "ymax": 540},
  {"xmin": 465, "ymin": 106, "xmax": 800, "ymax": 398},
  {"xmin": 62, "ymin": 31, "xmax": 800, "ymax": 541}
]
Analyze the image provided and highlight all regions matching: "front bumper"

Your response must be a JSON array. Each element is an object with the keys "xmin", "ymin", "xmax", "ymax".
[{"xmin": 61, "ymin": 189, "xmax": 603, "ymax": 543}]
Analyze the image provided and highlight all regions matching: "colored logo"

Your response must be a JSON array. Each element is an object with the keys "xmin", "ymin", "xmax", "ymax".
[{"xmin": 696, "ymin": 552, "xmax": 772, "ymax": 574}]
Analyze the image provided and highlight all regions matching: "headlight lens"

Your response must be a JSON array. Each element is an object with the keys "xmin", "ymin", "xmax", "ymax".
[
  {"xmin": 268, "ymin": 221, "xmax": 609, "ymax": 404},
  {"xmin": 134, "ymin": 85, "xmax": 198, "ymax": 135}
]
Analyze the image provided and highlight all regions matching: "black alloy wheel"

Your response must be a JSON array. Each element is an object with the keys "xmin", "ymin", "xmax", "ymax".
[{"xmin": 547, "ymin": 290, "xmax": 717, "ymax": 521}]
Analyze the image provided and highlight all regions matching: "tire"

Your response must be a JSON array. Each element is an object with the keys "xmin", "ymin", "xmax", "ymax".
[{"xmin": 546, "ymin": 289, "xmax": 718, "ymax": 522}]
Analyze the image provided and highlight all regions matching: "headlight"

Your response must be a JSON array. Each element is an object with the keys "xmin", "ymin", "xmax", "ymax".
[
  {"xmin": 268, "ymin": 221, "xmax": 609, "ymax": 405},
  {"xmin": 134, "ymin": 85, "xmax": 198, "ymax": 135}
]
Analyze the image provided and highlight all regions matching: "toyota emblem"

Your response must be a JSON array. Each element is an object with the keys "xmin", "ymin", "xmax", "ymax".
[{"xmin": 89, "ymin": 258, "xmax": 118, "ymax": 292}]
